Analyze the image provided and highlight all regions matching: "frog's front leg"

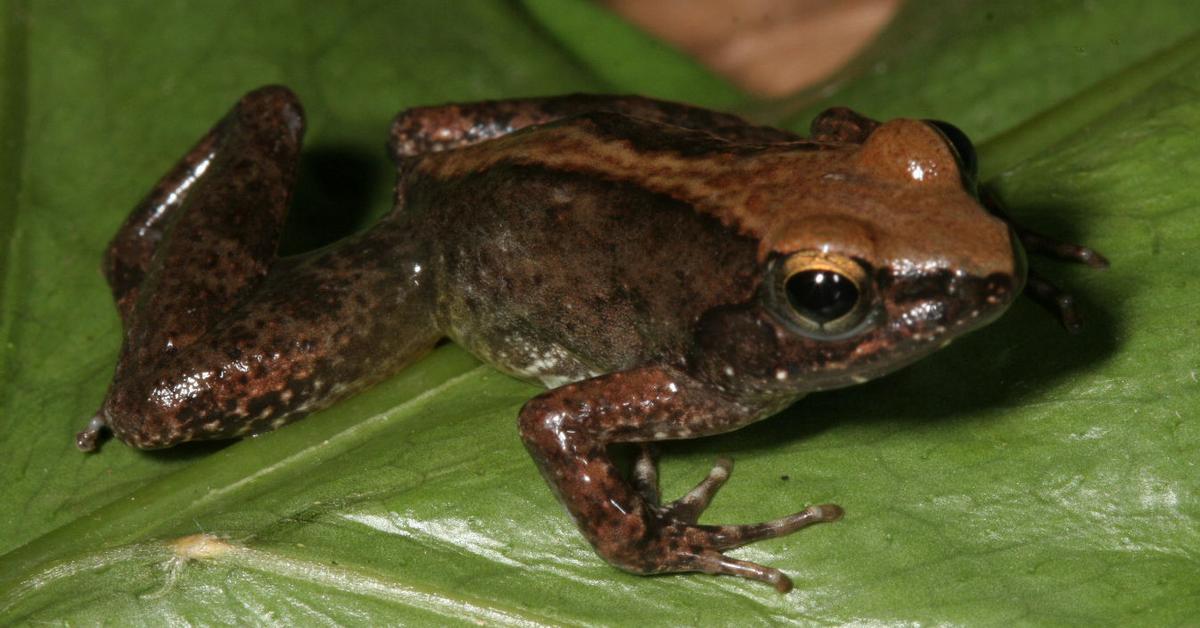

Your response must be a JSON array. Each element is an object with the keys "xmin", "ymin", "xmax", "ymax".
[
  {"xmin": 518, "ymin": 367, "xmax": 841, "ymax": 592},
  {"xmin": 980, "ymin": 189, "xmax": 1109, "ymax": 332}
]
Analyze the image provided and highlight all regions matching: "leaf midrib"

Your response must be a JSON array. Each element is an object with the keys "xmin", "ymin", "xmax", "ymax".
[{"xmin": 0, "ymin": 358, "xmax": 490, "ymax": 599}]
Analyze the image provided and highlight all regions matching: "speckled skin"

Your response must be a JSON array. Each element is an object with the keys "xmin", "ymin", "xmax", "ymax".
[{"xmin": 80, "ymin": 86, "xmax": 1105, "ymax": 591}]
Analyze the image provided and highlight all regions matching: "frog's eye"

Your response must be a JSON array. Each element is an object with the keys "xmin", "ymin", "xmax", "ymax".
[
  {"xmin": 770, "ymin": 253, "xmax": 874, "ymax": 338},
  {"xmin": 925, "ymin": 120, "xmax": 978, "ymax": 180}
]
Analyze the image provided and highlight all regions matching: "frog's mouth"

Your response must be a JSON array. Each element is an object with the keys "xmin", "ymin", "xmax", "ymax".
[
  {"xmin": 694, "ymin": 265, "xmax": 1019, "ymax": 395},
  {"xmin": 869, "ymin": 269, "xmax": 1017, "ymax": 370},
  {"xmin": 884, "ymin": 268, "xmax": 1017, "ymax": 331},
  {"xmin": 775, "ymin": 268, "xmax": 1019, "ymax": 392}
]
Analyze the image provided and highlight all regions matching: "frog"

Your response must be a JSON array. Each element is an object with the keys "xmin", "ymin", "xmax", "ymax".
[{"xmin": 78, "ymin": 86, "xmax": 1107, "ymax": 592}]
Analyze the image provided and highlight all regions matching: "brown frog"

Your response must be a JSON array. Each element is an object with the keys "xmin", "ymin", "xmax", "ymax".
[{"xmin": 78, "ymin": 86, "xmax": 1106, "ymax": 592}]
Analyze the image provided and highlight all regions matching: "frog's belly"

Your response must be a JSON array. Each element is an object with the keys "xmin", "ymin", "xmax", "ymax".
[
  {"xmin": 448, "ymin": 325, "xmax": 602, "ymax": 389},
  {"xmin": 417, "ymin": 161, "xmax": 760, "ymax": 387}
]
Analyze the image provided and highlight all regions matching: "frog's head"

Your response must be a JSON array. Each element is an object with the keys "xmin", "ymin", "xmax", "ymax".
[{"xmin": 692, "ymin": 112, "xmax": 1026, "ymax": 397}]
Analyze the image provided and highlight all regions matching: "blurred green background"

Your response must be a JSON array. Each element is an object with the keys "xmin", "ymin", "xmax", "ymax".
[{"xmin": 1, "ymin": 1, "xmax": 1198, "ymax": 624}]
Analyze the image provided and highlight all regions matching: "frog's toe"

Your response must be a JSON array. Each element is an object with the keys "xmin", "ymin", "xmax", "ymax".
[
  {"xmin": 75, "ymin": 412, "xmax": 108, "ymax": 452},
  {"xmin": 645, "ymin": 503, "xmax": 842, "ymax": 592},
  {"xmin": 690, "ymin": 550, "xmax": 795, "ymax": 593}
]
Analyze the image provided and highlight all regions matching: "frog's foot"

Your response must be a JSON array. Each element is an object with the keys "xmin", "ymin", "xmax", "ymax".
[
  {"xmin": 1016, "ymin": 228, "xmax": 1109, "ymax": 332},
  {"xmin": 632, "ymin": 444, "xmax": 733, "ymax": 523},
  {"xmin": 630, "ymin": 444, "xmax": 843, "ymax": 592},
  {"xmin": 980, "ymin": 189, "xmax": 1108, "ymax": 331},
  {"xmin": 75, "ymin": 413, "xmax": 109, "ymax": 453}
]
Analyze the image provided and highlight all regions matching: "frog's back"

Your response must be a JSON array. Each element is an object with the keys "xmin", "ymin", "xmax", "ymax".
[{"xmin": 398, "ymin": 116, "xmax": 766, "ymax": 386}]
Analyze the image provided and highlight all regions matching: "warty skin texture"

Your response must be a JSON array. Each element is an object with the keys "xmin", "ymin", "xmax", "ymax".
[{"xmin": 81, "ymin": 87, "xmax": 1105, "ymax": 591}]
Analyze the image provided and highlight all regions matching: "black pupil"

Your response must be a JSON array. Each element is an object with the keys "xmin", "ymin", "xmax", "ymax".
[
  {"xmin": 785, "ymin": 270, "xmax": 859, "ymax": 324},
  {"xmin": 925, "ymin": 119, "xmax": 978, "ymax": 179}
]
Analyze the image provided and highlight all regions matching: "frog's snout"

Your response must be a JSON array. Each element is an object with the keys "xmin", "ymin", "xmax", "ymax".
[
  {"xmin": 885, "ymin": 268, "xmax": 1017, "ymax": 342},
  {"xmin": 983, "ymin": 272, "xmax": 1017, "ymax": 308},
  {"xmin": 945, "ymin": 271, "xmax": 1019, "ymax": 334}
]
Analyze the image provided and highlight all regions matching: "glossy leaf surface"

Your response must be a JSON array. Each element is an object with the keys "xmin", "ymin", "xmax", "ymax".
[{"xmin": 1, "ymin": 1, "xmax": 1197, "ymax": 623}]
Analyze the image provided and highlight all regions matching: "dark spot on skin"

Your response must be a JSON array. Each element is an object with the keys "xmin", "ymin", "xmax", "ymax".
[
  {"xmin": 175, "ymin": 405, "xmax": 197, "ymax": 424},
  {"xmin": 246, "ymin": 392, "xmax": 281, "ymax": 418},
  {"xmin": 287, "ymin": 378, "xmax": 310, "ymax": 397},
  {"xmin": 100, "ymin": 90, "xmax": 874, "ymax": 589}
]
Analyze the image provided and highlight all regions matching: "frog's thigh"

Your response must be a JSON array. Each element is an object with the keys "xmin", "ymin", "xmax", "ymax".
[
  {"xmin": 121, "ymin": 87, "xmax": 305, "ymax": 365},
  {"xmin": 104, "ymin": 88, "xmax": 304, "ymax": 331},
  {"xmin": 103, "ymin": 123, "xmax": 223, "ymax": 323},
  {"xmin": 83, "ymin": 87, "xmax": 308, "ymax": 451},
  {"xmin": 101, "ymin": 229, "xmax": 442, "ymax": 449}
]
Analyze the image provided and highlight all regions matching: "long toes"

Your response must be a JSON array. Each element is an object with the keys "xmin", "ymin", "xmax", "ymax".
[
  {"xmin": 692, "ymin": 550, "xmax": 794, "ymax": 593},
  {"xmin": 664, "ymin": 457, "xmax": 733, "ymax": 523},
  {"xmin": 705, "ymin": 503, "xmax": 844, "ymax": 551}
]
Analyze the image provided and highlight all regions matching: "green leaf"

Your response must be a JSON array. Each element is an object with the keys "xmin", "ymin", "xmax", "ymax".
[{"xmin": 2, "ymin": 0, "xmax": 1198, "ymax": 623}]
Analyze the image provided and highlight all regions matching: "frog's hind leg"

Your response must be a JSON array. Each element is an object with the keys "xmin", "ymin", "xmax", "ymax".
[
  {"xmin": 79, "ymin": 86, "xmax": 305, "ymax": 451},
  {"xmin": 95, "ymin": 224, "xmax": 441, "ymax": 450},
  {"xmin": 102, "ymin": 114, "xmax": 223, "ymax": 325}
]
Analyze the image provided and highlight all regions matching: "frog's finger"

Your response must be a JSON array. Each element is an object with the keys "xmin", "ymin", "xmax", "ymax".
[
  {"xmin": 661, "ymin": 457, "xmax": 733, "ymax": 524},
  {"xmin": 632, "ymin": 444, "xmax": 661, "ymax": 505},
  {"xmin": 1016, "ymin": 228, "xmax": 1110, "ymax": 269},
  {"xmin": 978, "ymin": 187, "xmax": 1110, "ymax": 269},
  {"xmin": 1024, "ymin": 268, "xmax": 1086, "ymax": 333},
  {"xmin": 702, "ymin": 503, "xmax": 844, "ymax": 551}
]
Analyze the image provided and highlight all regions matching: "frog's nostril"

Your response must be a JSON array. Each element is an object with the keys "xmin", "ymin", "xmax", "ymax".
[{"xmin": 983, "ymin": 273, "xmax": 1014, "ymax": 305}]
